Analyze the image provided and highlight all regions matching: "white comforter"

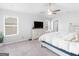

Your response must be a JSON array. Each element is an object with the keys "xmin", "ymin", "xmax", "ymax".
[{"xmin": 39, "ymin": 32, "xmax": 79, "ymax": 55}]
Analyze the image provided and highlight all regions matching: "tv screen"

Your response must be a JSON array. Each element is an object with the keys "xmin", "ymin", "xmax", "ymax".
[{"xmin": 34, "ymin": 21, "xmax": 43, "ymax": 28}]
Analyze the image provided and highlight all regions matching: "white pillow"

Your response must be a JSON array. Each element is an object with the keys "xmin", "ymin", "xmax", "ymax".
[
  {"xmin": 65, "ymin": 32, "xmax": 79, "ymax": 42},
  {"xmin": 71, "ymin": 32, "xmax": 79, "ymax": 42},
  {"xmin": 64, "ymin": 33, "xmax": 76, "ymax": 41}
]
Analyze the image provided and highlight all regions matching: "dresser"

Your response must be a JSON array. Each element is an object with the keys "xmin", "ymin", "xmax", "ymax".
[{"xmin": 32, "ymin": 29, "xmax": 45, "ymax": 40}]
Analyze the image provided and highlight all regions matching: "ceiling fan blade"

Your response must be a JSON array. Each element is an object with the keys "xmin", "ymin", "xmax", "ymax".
[
  {"xmin": 53, "ymin": 12, "xmax": 57, "ymax": 14},
  {"xmin": 53, "ymin": 9, "xmax": 61, "ymax": 12}
]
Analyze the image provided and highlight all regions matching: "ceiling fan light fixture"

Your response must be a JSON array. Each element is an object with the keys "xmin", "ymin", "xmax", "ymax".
[
  {"xmin": 47, "ymin": 3, "xmax": 61, "ymax": 15},
  {"xmin": 48, "ymin": 9, "xmax": 52, "ymax": 15}
]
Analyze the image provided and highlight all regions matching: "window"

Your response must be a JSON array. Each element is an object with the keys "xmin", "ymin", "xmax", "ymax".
[{"xmin": 4, "ymin": 16, "xmax": 18, "ymax": 36}]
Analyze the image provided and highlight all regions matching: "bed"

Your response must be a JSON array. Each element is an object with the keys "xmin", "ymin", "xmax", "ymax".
[{"xmin": 39, "ymin": 23, "xmax": 79, "ymax": 56}]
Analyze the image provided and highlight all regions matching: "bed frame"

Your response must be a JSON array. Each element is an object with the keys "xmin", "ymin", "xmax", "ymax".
[{"xmin": 41, "ymin": 41, "xmax": 78, "ymax": 56}]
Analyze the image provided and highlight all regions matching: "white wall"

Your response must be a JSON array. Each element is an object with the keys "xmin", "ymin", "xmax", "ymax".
[
  {"xmin": 0, "ymin": 9, "xmax": 35, "ymax": 44},
  {"xmin": 0, "ymin": 8, "xmax": 50, "ymax": 44},
  {"xmin": 51, "ymin": 12, "xmax": 79, "ymax": 33}
]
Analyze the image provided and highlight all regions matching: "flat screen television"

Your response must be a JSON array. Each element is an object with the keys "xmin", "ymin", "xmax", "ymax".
[{"xmin": 34, "ymin": 21, "xmax": 43, "ymax": 28}]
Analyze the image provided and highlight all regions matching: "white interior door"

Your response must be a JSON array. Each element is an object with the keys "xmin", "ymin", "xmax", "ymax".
[{"xmin": 53, "ymin": 20, "xmax": 58, "ymax": 32}]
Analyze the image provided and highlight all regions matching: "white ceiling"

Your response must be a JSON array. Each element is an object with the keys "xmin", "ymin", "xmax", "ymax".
[
  {"xmin": 0, "ymin": 3, "xmax": 79, "ymax": 14},
  {"xmin": 0, "ymin": 3, "xmax": 48, "ymax": 14},
  {"xmin": 55, "ymin": 3, "xmax": 79, "ymax": 12}
]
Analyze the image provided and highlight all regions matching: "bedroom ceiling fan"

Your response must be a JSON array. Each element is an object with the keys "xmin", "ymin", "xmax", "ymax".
[{"xmin": 48, "ymin": 3, "xmax": 61, "ymax": 15}]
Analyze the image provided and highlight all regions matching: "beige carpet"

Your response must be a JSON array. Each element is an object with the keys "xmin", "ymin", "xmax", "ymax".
[{"xmin": 0, "ymin": 40, "xmax": 58, "ymax": 56}]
